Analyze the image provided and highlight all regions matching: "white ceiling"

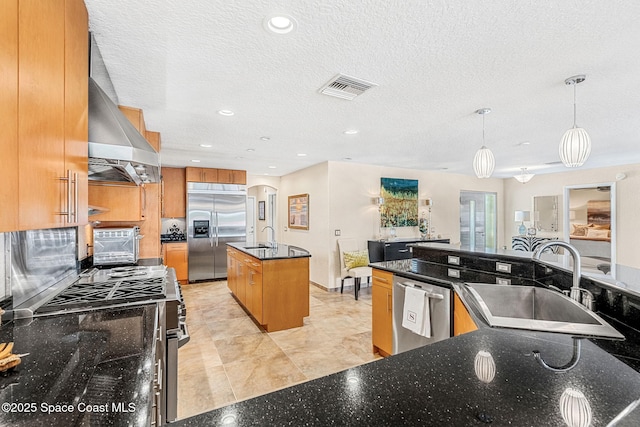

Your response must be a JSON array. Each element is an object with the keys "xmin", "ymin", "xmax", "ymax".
[{"xmin": 84, "ymin": 0, "xmax": 640, "ymax": 179}]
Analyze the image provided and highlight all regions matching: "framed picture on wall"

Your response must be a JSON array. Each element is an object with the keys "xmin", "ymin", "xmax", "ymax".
[
  {"xmin": 288, "ymin": 194, "xmax": 309, "ymax": 230},
  {"xmin": 258, "ymin": 201, "xmax": 266, "ymax": 221}
]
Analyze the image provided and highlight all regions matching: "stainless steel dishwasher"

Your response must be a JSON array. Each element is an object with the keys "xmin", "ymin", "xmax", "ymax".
[{"xmin": 393, "ymin": 276, "xmax": 452, "ymax": 354}]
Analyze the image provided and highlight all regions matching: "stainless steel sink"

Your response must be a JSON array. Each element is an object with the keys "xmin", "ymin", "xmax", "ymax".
[
  {"xmin": 243, "ymin": 244, "xmax": 271, "ymax": 249},
  {"xmin": 464, "ymin": 283, "xmax": 624, "ymax": 339}
]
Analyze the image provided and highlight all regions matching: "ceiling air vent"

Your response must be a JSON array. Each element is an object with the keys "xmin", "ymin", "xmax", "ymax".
[{"xmin": 319, "ymin": 74, "xmax": 377, "ymax": 100}]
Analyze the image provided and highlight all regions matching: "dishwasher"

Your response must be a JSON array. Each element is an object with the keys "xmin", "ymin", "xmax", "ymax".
[{"xmin": 392, "ymin": 276, "xmax": 452, "ymax": 354}]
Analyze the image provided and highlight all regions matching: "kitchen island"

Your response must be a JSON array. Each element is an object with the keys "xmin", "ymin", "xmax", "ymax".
[
  {"xmin": 174, "ymin": 245, "xmax": 640, "ymax": 426},
  {"xmin": 226, "ymin": 242, "xmax": 311, "ymax": 332}
]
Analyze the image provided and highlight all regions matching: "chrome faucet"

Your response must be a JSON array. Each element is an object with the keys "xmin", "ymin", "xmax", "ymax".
[
  {"xmin": 261, "ymin": 226, "xmax": 277, "ymax": 248},
  {"xmin": 532, "ymin": 241, "xmax": 594, "ymax": 309}
]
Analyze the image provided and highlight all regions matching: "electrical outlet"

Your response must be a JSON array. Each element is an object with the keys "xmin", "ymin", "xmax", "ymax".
[{"xmin": 334, "ymin": 229, "xmax": 341, "ymax": 236}]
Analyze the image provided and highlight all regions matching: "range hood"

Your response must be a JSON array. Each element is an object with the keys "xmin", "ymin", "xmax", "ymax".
[{"xmin": 88, "ymin": 77, "xmax": 160, "ymax": 184}]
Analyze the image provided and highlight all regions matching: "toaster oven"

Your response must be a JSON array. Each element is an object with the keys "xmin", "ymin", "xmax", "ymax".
[{"xmin": 93, "ymin": 226, "xmax": 143, "ymax": 266}]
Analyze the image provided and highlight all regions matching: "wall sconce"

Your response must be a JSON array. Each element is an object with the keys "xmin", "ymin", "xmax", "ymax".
[
  {"xmin": 372, "ymin": 197, "xmax": 384, "ymax": 211},
  {"xmin": 514, "ymin": 210, "xmax": 530, "ymax": 235}
]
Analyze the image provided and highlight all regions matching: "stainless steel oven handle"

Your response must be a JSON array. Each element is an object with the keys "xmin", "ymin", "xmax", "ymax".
[
  {"xmin": 178, "ymin": 321, "xmax": 190, "ymax": 348},
  {"xmin": 401, "ymin": 281, "xmax": 444, "ymax": 300}
]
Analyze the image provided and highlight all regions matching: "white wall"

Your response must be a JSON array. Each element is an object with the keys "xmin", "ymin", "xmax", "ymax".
[
  {"xmin": 278, "ymin": 163, "xmax": 331, "ymax": 286},
  {"xmin": 502, "ymin": 162, "xmax": 640, "ymax": 268},
  {"xmin": 275, "ymin": 161, "xmax": 504, "ymax": 289}
]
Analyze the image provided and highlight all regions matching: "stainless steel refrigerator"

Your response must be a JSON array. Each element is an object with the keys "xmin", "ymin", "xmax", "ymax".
[{"xmin": 187, "ymin": 182, "xmax": 246, "ymax": 281}]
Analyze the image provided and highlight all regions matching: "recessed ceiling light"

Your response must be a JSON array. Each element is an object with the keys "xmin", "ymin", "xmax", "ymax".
[
  {"xmin": 260, "ymin": 136, "xmax": 271, "ymax": 141},
  {"xmin": 200, "ymin": 144, "xmax": 212, "ymax": 148},
  {"xmin": 218, "ymin": 110, "xmax": 234, "ymax": 116},
  {"xmin": 246, "ymin": 148, "xmax": 255, "ymax": 152},
  {"xmin": 191, "ymin": 159, "xmax": 201, "ymax": 163},
  {"xmin": 264, "ymin": 14, "xmax": 297, "ymax": 34},
  {"xmin": 343, "ymin": 157, "xmax": 352, "ymax": 161},
  {"xmin": 268, "ymin": 166, "xmax": 277, "ymax": 169},
  {"xmin": 297, "ymin": 153, "xmax": 307, "ymax": 157},
  {"xmin": 344, "ymin": 130, "xmax": 359, "ymax": 135}
]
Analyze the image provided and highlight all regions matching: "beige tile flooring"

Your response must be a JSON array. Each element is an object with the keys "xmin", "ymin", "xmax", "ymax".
[{"xmin": 177, "ymin": 281, "xmax": 379, "ymax": 420}]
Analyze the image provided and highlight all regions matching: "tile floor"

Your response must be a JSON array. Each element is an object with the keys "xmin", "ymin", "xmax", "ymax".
[{"xmin": 177, "ymin": 281, "xmax": 379, "ymax": 420}]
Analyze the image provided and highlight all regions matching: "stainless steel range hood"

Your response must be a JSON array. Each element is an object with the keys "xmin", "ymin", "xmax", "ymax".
[{"xmin": 88, "ymin": 77, "xmax": 160, "ymax": 184}]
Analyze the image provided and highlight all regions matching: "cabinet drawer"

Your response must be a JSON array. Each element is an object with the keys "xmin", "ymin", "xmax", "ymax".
[
  {"xmin": 243, "ymin": 254, "xmax": 262, "ymax": 274},
  {"xmin": 383, "ymin": 242, "xmax": 412, "ymax": 261},
  {"xmin": 372, "ymin": 268, "xmax": 393, "ymax": 289}
]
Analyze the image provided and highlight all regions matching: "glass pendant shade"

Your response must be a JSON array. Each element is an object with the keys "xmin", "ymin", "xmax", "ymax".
[
  {"xmin": 514, "ymin": 168, "xmax": 535, "ymax": 183},
  {"xmin": 559, "ymin": 388, "xmax": 592, "ymax": 427},
  {"xmin": 473, "ymin": 146, "xmax": 495, "ymax": 178},
  {"xmin": 560, "ymin": 126, "xmax": 591, "ymax": 167}
]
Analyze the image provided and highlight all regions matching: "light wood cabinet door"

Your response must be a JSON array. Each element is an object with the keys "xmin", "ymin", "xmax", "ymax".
[
  {"xmin": 138, "ymin": 183, "xmax": 161, "ymax": 259},
  {"xmin": 88, "ymin": 182, "xmax": 143, "ymax": 221},
  {"xmin": 64, "ymin": 0, "xmax": 88, "ymax": 227},
  {"xmin": 201, "ymin": 168, "xmax": 219, "ymax": 183},
  {"xmin": 245, "ymin": 257, "xmax": 263, "ymax": 323},
  {"xmin": 185, "ymin": 167, "xmax": 203, "ymax": 182},
  {"xmin": 144, "ymin": 130, "xmax": 161, "ymax": 152},
  {"xmin": 0, "ymin": 0, "xmax": 19, "ymax": 231},
  {"xmin": 18, "ymin": 0, "xmax": 66, "ymax": 230},
  {"xmin": 162, "ymin": 167, "xmax": 186, "ymax": 218},
  {"xmin": 118, "ymin": 105, "xmax": 146, "ymax": 135},
  {"xmin": 232, "ymin": 169, "xmax": 247, "ymax": 184},
  {"xmin": 164, "ymin": 242, "xmax": 188, "ymax": 283},
  {"xmin": 372, "ymin": 269, "xmax": 393, "ymax": 356},
  {"xmin": 453, "ymin": 293, "xmax": 478, "ymax": 336}
]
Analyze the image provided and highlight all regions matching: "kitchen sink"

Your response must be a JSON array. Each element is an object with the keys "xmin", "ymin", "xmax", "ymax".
[
  {"xmin": 464, "ymin": 283, "xmax": 624, "ymax": 340},
  {"xmin": 243, "ymin": 244, "xmax": 272, "ymax": 249}
]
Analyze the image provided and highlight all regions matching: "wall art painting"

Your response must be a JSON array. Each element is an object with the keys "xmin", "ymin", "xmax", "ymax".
[{"xmin": 380, "ymin": 178, "xmax": 418, "ymax": 227}]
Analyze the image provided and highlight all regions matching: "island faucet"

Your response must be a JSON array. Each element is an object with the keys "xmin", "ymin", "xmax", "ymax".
[
  {"xmin": 261, "ymin": 226, "xmax": 277, "ymax": 248},
  {"xmin": 532, "ymin": 241, "xmax": 594, "ymax": 309}
]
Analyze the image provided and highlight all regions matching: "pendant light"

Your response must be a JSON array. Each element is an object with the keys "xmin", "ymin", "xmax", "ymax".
[
  {"xmin": 514, "ymin": 167, "xmax": 535, "ymax": 184},
  {"xmin": 559, "ymin": 388, "xmax": 592, "ymax": 427},
  {"xmin": 473, "ymin": 108, "xmax": 495, "ymax": 178},
  {"xmin": 560, "ymin": 75, "xmax": 591, "ymax": 167}
]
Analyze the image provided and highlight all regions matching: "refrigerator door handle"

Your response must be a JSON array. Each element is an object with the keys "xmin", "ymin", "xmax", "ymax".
[{"xmin": 215, "ymin": 212, "xmax": 220, "ymax": 246}]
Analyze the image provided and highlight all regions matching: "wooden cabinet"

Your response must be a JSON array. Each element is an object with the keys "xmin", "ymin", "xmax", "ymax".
[
  {"xmin": 186, "ymin": 167, "xmax": 246, "ymax": 184},
  {"xmin": 117, "ymin": 105, "xmax": 146, "ymax": 136},
  {"xmin": 372, "ymin": 268, "xmax": 394, "ymax": 356},
  {"xmin": 144, "ymin": 130, "xmax": 161, "ymax": 152},
  {"xmin": 88, "ymin": 182, "xmax": 143, "ymax": 221},
  {"xmin": 0, "ymin": 0, "xmax": 19, "ymax": 232},
  {"xmin": 138, "ymin": 183, "xmax": 161, "ymax": 259},
  {"xmin": 217, "ymin": 169, "xmax": 247, "ymax": 185},
  {"xmin": 162, "ymin": 167, "xmax": 186, "ymax": 218},
  {"xmin": 453, "ymin": 293, "xmax": 478, "ymax": 336},
  {"xmin": 227, "ymin": 247, "xmax": 309, "ymax": 332},
  {"xmin": 17, "ymin": 0, "xmax": 88, "ymax": 230},
  {"xmin": 163, "ymin": 242, "xmax": 188, "ymax": 284}
]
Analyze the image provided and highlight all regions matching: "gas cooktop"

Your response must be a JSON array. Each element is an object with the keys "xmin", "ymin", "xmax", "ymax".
[{"xmin": 14, "ymin": 265, "xmax": 178, "ymax": 319}]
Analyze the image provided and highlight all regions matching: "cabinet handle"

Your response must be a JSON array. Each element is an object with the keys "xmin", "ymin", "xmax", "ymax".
[
  {"xmin": 142, "ymin": 186, "xmax": 147, "ymax": 217},
  {"xmin": 387, "ymin": 291, "xmax": 392, "ymax": 313},
  {"xmin": 73, "ymin": 172, "xmax": 78, "ymax": 223},
  {"xmin": 57, "ymin": 170, "xmax": 72, "ymax": 222},
  {"xmin": 161, "ymin": 180, "xmax": 165, "ymax": 217},
  {"xmin": 398, "ymin": 249, "xmax": 409, "ymax": 253},
  {"xmin": 375, "ymin": 276, "xmax": 389, "ymax": 283}
]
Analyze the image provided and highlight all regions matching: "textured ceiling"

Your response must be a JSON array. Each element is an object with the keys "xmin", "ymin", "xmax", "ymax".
[{"xmin": 84, "ymin": 0, "xmax": 640, "ymax": 178}]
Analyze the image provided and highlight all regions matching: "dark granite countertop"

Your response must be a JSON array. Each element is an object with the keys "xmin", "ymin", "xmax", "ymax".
[
  {"xmin": 173, "ymin": 326, "xmax": 640, "ymax": 426},
  {"xmin": 0, "ymin": 305, "xmax": 157, "ymax": 426},
  {"xmin": 172, "ymin": 252, "xmax": 640, "ymax": 426},
  {"xmin": 227, "ymin": 242, "xmax": 311, "ymax": 260}
]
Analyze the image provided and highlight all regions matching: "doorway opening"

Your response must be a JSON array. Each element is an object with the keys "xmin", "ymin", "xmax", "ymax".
[{"xmin": 460, "ymin": 191, "xmax": 497, "ymax": 251}]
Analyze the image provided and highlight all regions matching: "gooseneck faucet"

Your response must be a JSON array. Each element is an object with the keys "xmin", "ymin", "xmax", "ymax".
[
  {"xmin": 533, "ymin": 240, "xmax": 594, "ymax": 310},
  {"xmin": 261, "ymin": 226, "xmax": 276, "ymax": 248},
  {"xmin": 532, "ymin": 241, "xmax": 594, "ymax": 309}
]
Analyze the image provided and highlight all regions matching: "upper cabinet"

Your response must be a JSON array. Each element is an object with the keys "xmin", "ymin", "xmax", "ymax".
[
  {"xmin": 0, "ymin": 0, "xmax": 19, "ymax": 232},
  {"xmin": 162, "ymin": 167, "xmax": 186, "ymax": 218},
  {"xmin": 13, "ymin": 0, "xmax": 88, "ymax": 231},
  {"xmin": 185, "ymin": 167, "xmax": 247, "ymax": 185},
  {"xmin": 118, "ymin": 105, "xmax": 146, "ymax": 136}
]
